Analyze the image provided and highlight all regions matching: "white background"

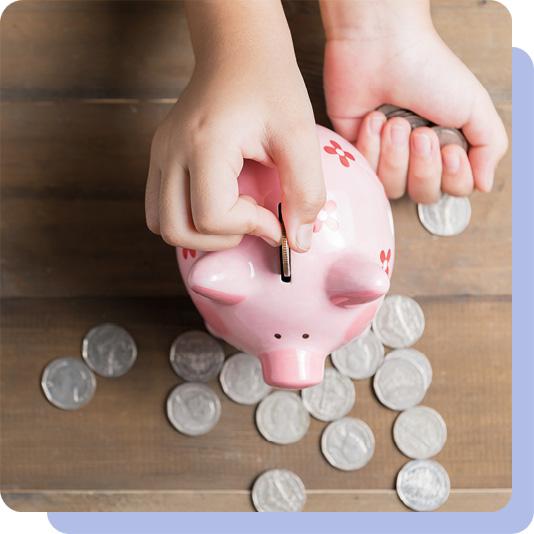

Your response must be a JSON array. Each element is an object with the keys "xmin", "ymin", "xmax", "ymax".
[{"xmin": 0, "ymin": 0, "xmax": 532, "ymax": 532}]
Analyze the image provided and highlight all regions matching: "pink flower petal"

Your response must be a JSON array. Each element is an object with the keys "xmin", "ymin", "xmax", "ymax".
[
  {"xmin": 340, "ymin": 156, "xmax": 350, "ymax": 167},
  {"xmin": 345, "ymin": 151, "xmax": 355, "ymax": 161},
  {"xmin": 324, "ymin": 145, "xmax": 337, "ymax": 154},
  {"xmin": 330, "ymin": 140, "xmax": 341, "ymax": 150}
]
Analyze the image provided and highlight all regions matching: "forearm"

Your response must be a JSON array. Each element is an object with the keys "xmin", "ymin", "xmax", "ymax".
[
  {"xmin": 319, "ymin": 0, "xmax": 433, "ymax": 41},
  {"xmin": 185, "ymin": 0, "xmax": 295, "ymax": 68}
]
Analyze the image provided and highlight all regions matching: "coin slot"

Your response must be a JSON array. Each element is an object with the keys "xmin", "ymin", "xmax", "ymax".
[
  {"xmin": 274, "ymin": 333, "xmax": 282, "ymax": 339},
  {"xmin": 278, "ymin": 203, "xmax": 291, "ymax": 283},
  {"xmin": 302, "ymin": 333, "xmax": 309, "ymax": 339}
]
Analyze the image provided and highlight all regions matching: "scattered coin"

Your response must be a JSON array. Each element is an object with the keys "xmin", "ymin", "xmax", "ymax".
[
  {"xmin": 256, "ymin": 391, "xmax": 310, "ymax": 444},
  {"xmin": 220, "ymin": 352, "xmax": 271, "ymax": 405},
  {"xmin": 418, "ymin": 194, "xmax": 472, "ymax": 237},
  {"xmin": 82, "ymin": 323, "xmax": 137, "ymax": 378},
  {"xmin": 432, "ymin": 126, "xmax": 468, "ymax": 151},
  {"xmin": 170, "ymin": 330, "xmax": 225, "ymax": 382},
  {"xmin": 387, "ymin": 349, "xmax": 433, "ymax": 390},
  {"xmin": 331, "ymin": 329, "xmax": 385, "ymax": 380},
  {"xmin": 396, "ymin": 459, "xmax": 451, "ymax": 511},
  {"xmin": 394, "ymin": 406, "xmax": 447, "ymax": 459},
  {"xmin": 166, "ymin": 382, "xmax": 221, "ymax": 436},
  {"xmin": 251, "ymin": 469, "xmax": 306, "ymax": 512},
  {"xmin": 41, "ymin": 357, "xmax": 96, "ymax": 410},
  {"xmin": 301, "ymin": 368, "xmax": 355, "ymax": 421},
  {"xmin": 372, "ymin": 295, "xmax": 425, "ymax": 349},
  {"xmin": 373, "ymin": 355, "xmax": 427, "ymax": 410},
  {"xmin": 321, "ymin": 417, "xmax": 375, "ymax": 471}
]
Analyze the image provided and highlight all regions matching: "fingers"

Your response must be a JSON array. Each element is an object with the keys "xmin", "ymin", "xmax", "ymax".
[
  {"xmin": 407, "ymin": 127, "xmax": 442, "ymax": 204},
  {"xmin": 355, "ymin": 111, "xmax": 387, "ymax": 172},
  {"xmin": 441, "ymin": 144, "xmax": 474, "ymax": 196},
  {"xmin": 188, "ymin": 147, "xmax": 282, "ymax": 246},
  {"xmin": 270, "ymin": 128, "xmax": 326, "ymax": 252},
  {"xmin": 331, "ymin": 117, "xmax": 364, "ymax": 144},
  {"xmin": 462, "ymin": 88, "xmax": 508, "ymax": 192},
  {"xmin": 377, "ymin": 117, "xmax": 411, "ymax": 199},
  {"xmin": 145, "ymin": 159, "xmax": 161, "ymax": 234},
  {"xmin": 159, "ymin": 161, "xmax": 243, "ymax": 251}
]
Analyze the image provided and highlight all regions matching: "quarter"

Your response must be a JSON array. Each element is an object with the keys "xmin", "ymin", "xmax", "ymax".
[{"xmin": 251, "ymin": 469, "xmax": 306, "ymax": 512}]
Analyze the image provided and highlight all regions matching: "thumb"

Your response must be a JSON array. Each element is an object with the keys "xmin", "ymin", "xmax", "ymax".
[{"xmin": 270, "ymin": 128, "xmax": 326, "ymax": 253}]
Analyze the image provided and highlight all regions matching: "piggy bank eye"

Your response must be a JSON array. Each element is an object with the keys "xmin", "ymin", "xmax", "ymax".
[
  {"xmin": 274, "ymin": 333, "xmax": 282, "ymax": 339},
  {"xmin": 302, "ymin": 333, "xmax": 310, "ymax": 339}
]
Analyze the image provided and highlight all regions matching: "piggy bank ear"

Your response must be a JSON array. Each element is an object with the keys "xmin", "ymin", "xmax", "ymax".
[
  {"xmin": 188, "ymin": 253, "xmax": 254, "ymax": 305},
  {"xmin": 326, "ymin": 255, "xmax": 390, "ymax": 308}
]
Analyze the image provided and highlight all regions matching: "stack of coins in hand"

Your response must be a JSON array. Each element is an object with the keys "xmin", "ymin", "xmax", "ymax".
[
  {"xmin": 41, "ymin": 323, "xmax": 137, "ymax": 410},
  {"xmin": 377, "ymin": 105, "xmax": 472, "ymax": 238}
]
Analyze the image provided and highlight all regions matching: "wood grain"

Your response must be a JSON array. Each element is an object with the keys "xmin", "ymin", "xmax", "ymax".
[
  {"xmin": 0, "ymin": 297, "xmax": 511, "ymax": 493},
  {"xmin": 0, "ymin": 101, "xmax": 510, "ymax": 298},
  {"xmin": 0, "ymin": 0, "xmax": 511, "ymax": 513},
  {"xmin": 1, "ymin": 489, "xmax": 512, "ymax": 512}
]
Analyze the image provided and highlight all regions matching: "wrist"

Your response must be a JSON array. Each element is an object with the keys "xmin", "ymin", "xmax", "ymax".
[{"xmin": 319, "ymin": 0, "xmax": 433, "ymax": 42}]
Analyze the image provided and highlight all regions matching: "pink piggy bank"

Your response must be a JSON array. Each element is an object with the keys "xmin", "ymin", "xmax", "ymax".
[{"xmin": 177, "ymin": 125, "xmax": 394, "ymax": 389}]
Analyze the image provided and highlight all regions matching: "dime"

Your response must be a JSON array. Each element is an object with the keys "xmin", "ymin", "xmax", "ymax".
[
  {"xmin": 331, "ymin": 330, "xmax": 385, "ymax": 380},
  {"xmin": 41, "ymin": 357, "xmax": 96, "ymax": 410},
  {"xmin": 373, "ymin": 355, "xmax": 427, "ymax": 410},
  {"xmin": 219, "ymin": 352, "xmax": 271, "ymax": 405},
  {"xmin": 321, "ymin": 417, "xmax": 375, "ymax": 471},
  {"xmin": 417, "ymin": 194, "xmax": 471, "ymax": 237},
  {"xmin": 372, "ymin": 295, "xmax": 425, "ymax": 349},
  {"xmin": 251, "ymin": 469, "xmax": 306, "ymax": 512},
  {"xmin": 387, "ymin": 349, "xmax": 432, "ymax": 390},
  {"xmin": 169, "ymin": 330, "xmax": 225, "ymax": 382},
  {"xmin": 394, "ymin": 406, "xmax": 447, "ymax": 459},
  {"xmin": 256, "ymin": 391, "xmax": 310, "ymax": 444},
  {"xmin": 301, "ymin": 368, "xmax": 355, "ymax": 421},
  {"xmin": 432, "ymin": 126, "xmax": 468, "ymax": 151},
  {"xmin": 82, "ymin": 323, "xmax": 137, "ymax": 377},
  {"xmin": 166, "ymin": 382, "xmax": 221, "ymax": 436},
  {"xmin": 396, "ymin": 459, "xmax": 451, "ymax": 511}
]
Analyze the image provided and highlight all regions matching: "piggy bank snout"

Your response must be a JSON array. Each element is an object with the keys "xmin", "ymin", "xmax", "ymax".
[{"xmin": 259, "ymin": 349, "xmax": 326, "ymax": 389}]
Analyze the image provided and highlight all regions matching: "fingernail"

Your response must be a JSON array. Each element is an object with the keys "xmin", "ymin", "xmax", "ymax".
[
  {"xmin": 296, "ymin": 223, "xmax": 313, "ymax": 251},
  {"xmin": 413, "ymin": 133, "xmax": 431, "ymax": 157},
  {"xmin": 370, "ymin": 116, "xmax": 385, "ymax": 135},
  {"xmin": 444, "ymin": 151, "xmax": 460, "ymax": 174},
  {"xmin": 261, "ymin": 236, "xmax": 279, "ymax": 247},
  {"xmin": 391, "ymin": 124, "xmax": 408, "ymax": 147}
]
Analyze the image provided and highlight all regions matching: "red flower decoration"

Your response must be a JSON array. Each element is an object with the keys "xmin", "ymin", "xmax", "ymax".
[
  {"xmin": 323, "ymin": 140, "xmax": 355, "ymax": 167},
  {"xmin": 380, "ymin": 249, "xmax": 392, "ymax": 275},
  {"xmin": 182, "ymin": 248, "xmax": 197, "ymax": 260}
]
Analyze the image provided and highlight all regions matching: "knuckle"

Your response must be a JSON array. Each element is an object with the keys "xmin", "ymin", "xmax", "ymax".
[
  {"xmin": 299, "ymin": 188, "xmax": 327, "ymax": 220},
  {"xmin": 193, "ymin": 212, "xmax": 221, "ymax": 235},
  {"xmin": 145, "ymin": 216, "xmax": 160, "ymax": 235},
  {"xmin": 160, "ymin": 224, "xmax": 186, "ymax": 247}
]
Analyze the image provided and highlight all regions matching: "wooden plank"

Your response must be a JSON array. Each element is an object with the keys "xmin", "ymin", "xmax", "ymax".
[
  {"xmin": 1, "ymin": 1, "xmax": 510, "ymax": 104},
  {"xmin": 0, "ymin": 101, "xmax": 511, "ymax": 298},
  {"xmin": 1, "ymin": 489, "xmax": 512, "ymax": 512},
  {"xmin": 0, "ymin": 296, "xmax": 511, "ymax": 493}
]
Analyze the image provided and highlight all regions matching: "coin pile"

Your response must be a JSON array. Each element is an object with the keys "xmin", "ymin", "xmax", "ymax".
[
  {"xmin": 377, "ymin": 104, "xmax": 472, "ymax": 238},
  {"xmin": 41, "ymin": 323, "xmax": 137, "ymax": 410}
]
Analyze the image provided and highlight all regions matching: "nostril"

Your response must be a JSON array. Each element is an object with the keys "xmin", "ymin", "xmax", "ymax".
[
  {"xmin": 302, "ymin": 333, "xmax": 309, "ymax": 339},
  {"xmin": 274, "ymin": 333, "xmax": 282, "ymax": 339}
]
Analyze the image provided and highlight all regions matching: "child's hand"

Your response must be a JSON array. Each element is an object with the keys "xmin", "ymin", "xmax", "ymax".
[
  {"xmin": 146, "ymin": 0, "xmax": 325, "ymax": 252},
  {"xmin": 320, "ymin": 0, "xmax": 508, "ymax": 203}
]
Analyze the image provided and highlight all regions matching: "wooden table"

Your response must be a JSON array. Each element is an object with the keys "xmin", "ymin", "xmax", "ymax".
[{"xmin": 0, "ymin": 0, "xmax": 511, "ymax": 512}]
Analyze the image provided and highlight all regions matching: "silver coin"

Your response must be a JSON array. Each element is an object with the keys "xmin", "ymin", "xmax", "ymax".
[
  {"xmin": 41, "ymin": 357, "xmax": 96, "ymax": 410},
  {"xmin": 432, "ymin": 126, "xmax": 468, "ymax": 151},
  {"xmin": 82, "ymin": 323, "xmax": 137, "ymax": 377},
  {"xmin": 321, "ymin": 417, "xmax": 375, "ymax": 471},
  {"xmin": 166, "ymin": 382, "xmax": 221, "ymax": 436},
  {"xmin": 396, "ymin": 459, "xmax": 451, "ymax": 511},
  {"xmin": 170, "ymin": 330, "xmax": 225, "ymax": 382},
  {"xmin": 331, "ymin": 330, "xmax": 385, "ymax": 380},
  {"xmin": 256, "ymin": 391, "xmax": 310, "ymax": 444},
  {"xmin": 394, "ymin": 406, "xmax": 447, "ymax": 459},
  {"xmin": 372, "ymin": 295, "xmax": 425, "ymax": 349},
  {"xmin": 219, "ymin": 352, "xmax": 272, "ymax": 405},
  {"xmin": 387, "ymin": 349, "xmax": 432, "ymax": 390},
  {"xmin": 405, "ymin": 115, "xmax": 432, "ymax": 129},
  {"xmin": 252, "ymin": 469, "xmax": 306, "ymax": 512},
  {"xmin": 373, "ymin": 355, "xmax": 427, "ymax": 410},
  {"xmin": 418, "ymin": 194, "xmax": 471, "ymax": 237},
  {"xmin": 301, "ymin": 368, "xmax": 355, "ymax": 421}
]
